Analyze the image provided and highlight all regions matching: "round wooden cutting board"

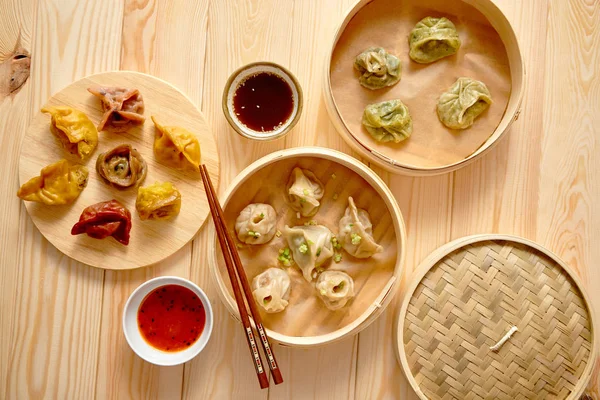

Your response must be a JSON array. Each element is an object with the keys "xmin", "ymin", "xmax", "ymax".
[{"xmin": 18, "ymin": 71, "xmax": 220, "ymax": 270}]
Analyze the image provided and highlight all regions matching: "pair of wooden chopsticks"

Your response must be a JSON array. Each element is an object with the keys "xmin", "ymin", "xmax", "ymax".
[{"xmin": 200, "ymin": 164, "xmax": 283, "ymax": 389}]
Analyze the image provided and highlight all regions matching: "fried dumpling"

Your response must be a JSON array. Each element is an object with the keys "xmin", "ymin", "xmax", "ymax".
[
  {"xmin": 283, "ymin": 224, "xmax": 333, "ymax": 282},
  {"xmin": 235, "ymin": 203, "xmax": 277, "ymax": 245},
  {"xmin": 339, "ymin": 197, "xmax": 383, "ymax": 259},
  {"xmin": 409, "ymin": 17, "xmax": 461, "ymax": 64},
  {"xmin": 316, "ymin": 271, "xmax": 355, "ymax": 311},
  {"xmin": 87, "ymin": 86, "xmax": 145, "ymax": 131},
  {"xmin": 17, "ymin": 159, "xmax": 88, "ymax": 205},
  {"xmin": 286, "ymin": 167, "xmax": 324, "ymax": 217},
  {"xmin": 41, "ymin": 106, "xmax": 98, "ymax": 159},
  {"xmin": 136, "ymin": 182, "xmax": 182, "ymax": 220},
  {"xmin": 151, "ymin": 116, "xmax": 201, "ymax": 171},
  {"xmin": 354, "ymin": 47, "xmax": 401, "ymax": 90},
  {"xmin": 362, "ymin": 99, "xmax": 412, "ymax": 143},
  {"xmin": 96, "ymin": 144, "xmax": 147, "ymax": 189},
  {"xmin": 71, "ymin": 199, "xmax": 132, "ymax": 245},
  {"xmin": 437, "ymin": 77, "xmax": 492, "ymax": 129},
  {"xmin": 252, "ymin": 268, "xmax": 291, "ymax": 313}
]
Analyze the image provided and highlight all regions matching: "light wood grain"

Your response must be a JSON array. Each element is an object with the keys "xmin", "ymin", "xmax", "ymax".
[{"xmin": 2, "ymin": 0, "xmax": 600, "ymax": 398}]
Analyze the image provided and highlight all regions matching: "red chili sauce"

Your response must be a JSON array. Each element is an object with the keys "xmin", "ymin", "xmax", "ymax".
[
  {"xmin": 233, "ymin": 72, "xmax": 294, "ymax": 132},
  {"xmin": 137, "ymin": 284, "xmax": 206, "ymax": 352}
]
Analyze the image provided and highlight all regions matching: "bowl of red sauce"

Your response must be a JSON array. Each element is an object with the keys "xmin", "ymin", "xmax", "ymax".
[
  {"xmin": 223, "ymin": 61, "xmax": 303, "ymax": 141},
  {"xmin": 122, "ymin": 276, "xmax": 213, "ymax": 366}
]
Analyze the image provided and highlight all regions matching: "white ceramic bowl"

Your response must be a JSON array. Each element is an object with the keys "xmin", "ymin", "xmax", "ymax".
[{"xmin": 122, "ymin": 276, "xmax": 214, "ymax": 366}]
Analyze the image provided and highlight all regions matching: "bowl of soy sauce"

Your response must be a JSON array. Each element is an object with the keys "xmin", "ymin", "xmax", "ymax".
[{"xmin": 223, "ymin": 62, "xmax": 303, "ymax": 141}]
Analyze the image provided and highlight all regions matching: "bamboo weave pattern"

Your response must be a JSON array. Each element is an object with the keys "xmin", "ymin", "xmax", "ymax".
[{"xmin": 403, "ymin": 240, "xmax": 592, "ymax": 399}]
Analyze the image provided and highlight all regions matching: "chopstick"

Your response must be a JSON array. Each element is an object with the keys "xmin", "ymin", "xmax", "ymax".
[{"xmin": 200, "ymin": 164, "xmax": 283, "ymax": 388}]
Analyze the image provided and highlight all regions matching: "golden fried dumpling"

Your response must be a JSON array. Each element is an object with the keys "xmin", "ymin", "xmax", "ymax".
[
  {"xmin": 437, "ymin": 77, "xmax": 492, "ymax": 129},
  {"xmin": 151, "ymin": 116, "xmax": 201, "ymax": 171},
  {"xmin": 135, "ymin": 182, "xmax": 182, "ymax": 220},
  {"xmin": 354, "ymin": 47, "xmax": 401, "ymax": 90},
  {"xmin": 96, "ymin": 144, "xmax": 147, "ymax": 188},
  {"xmin": 87, "ymin": 86, "xmax": 145, "ymax": 131},
  {"xmin": 362, "ymin": 99, "xmax": 413, "ymax": 143},
  {"xmin": 41, "ymin": 106, "xmax": 98, "ymax": 159},
  {"xmin": 17, "ymin": 159, "xmax": 88, "ymax": 205},
  {"xmin": 409, "ymin": 17, "xmax": 461, "ymax": 64}
]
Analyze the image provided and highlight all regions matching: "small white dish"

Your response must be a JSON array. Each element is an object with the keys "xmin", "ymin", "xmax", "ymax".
[{"xmin": 122, "ymin": 276, "xmax": 213, "ymax": 366}]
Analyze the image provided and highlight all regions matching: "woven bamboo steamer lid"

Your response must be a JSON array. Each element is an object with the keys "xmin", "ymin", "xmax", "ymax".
[{"xmin": 395, "ymin": 234, "xmax": 596, "ymax": 399}]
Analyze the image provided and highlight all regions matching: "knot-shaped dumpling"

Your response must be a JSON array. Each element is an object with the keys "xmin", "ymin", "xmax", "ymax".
[
  {"xmin": 354, "ymin": 47, "xmax": 401, "ymax": 90},
  {"xmin": 71, "ymin": 199, "xmax": 132, "ymax": 245},
  {"xmin": 136, "ymin": 182, "xmax": 182, "ymax": 220},
  {"xmin": 17, "ymin": 159, "xmax": 88, "ymax": 205},
  {"xmin": 96, "ymin": 144, "xmax": 147, "ymax": 188},
  {"xmin": 286, "ymin": 167, "xmax": 324, "ymax": 217},
  {"xmin": 409, "ymin": 16, "xmax": 461, "ymax": 64},
  {"xmin": 362, "ymin": 99, "xmax": 412, "ymax": 143},
  {"xmin": 151, "ymin": 116, "xmax": 201, "ymax": 172},
  {"xmin": 252, "ymin": 268, "xmax": 291, "ymax": 313},
  {"xmin": 316, "ymin": 271, "xmax": 355, "ymax": 310},
  {"xmin": 339, "ymin": 197, "xmax": 383, "ymax": 258},
  {"xmin": 437, "ymin": 77, "xmax": 492, "ymax": 129},
  {"xmin": 235, "ymin": 203, "xmax": 277, "ymax": 244},
  {"xmin": 87, "ymin": 86, "xmax": 145, "ymax": 131},
  {"xmin": 41, "ymin": 106, "xmax": 98, "ymax": 159},
  {"xmin": 283, "ymin": 224, "xmax": 333, "ymax": 282}
]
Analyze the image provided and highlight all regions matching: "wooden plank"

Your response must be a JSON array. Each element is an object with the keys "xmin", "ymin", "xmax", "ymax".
[
  {"xmin": 3, "ymin": 0, "xmax": 123, "ymax": 398},
  {"xmin": 539, "ymin": 0, "xmax": 600, "ymax": 395},
  {"xmin": 94, "ymin": 1, "xmax": 210, "ymax": 399}
]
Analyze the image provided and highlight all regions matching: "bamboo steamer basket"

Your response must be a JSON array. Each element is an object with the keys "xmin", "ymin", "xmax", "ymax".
[
  {"xmin": 323, "ymin": 0, "xmax": 525, "ymax": 176},
  {"xmin": 395, "ymin": 234, "xmax": 596, "ymax": 399},
  {"xmin": 208, "ymin": 147, "xmax": 406, "ymax": 347}
]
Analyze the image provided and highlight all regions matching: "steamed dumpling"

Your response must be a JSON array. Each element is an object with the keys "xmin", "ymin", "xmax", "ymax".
[
  {"xmin": 151, "ymin": 116, "xmax": 201, "ymax": 171},
  {"xmin": 362, "ymin": 100, "xmax": 412, "ymax": 143},
  {"xmin": 316, "ymin": 271, "xmax": 355, "ymax": 310},
  {"xmin": 235, "ymin": 203, "xmax": 277, "ymax": 245},
  {"xmin": 286, "ymin": 167, "xmax": 324, "ymax": 217},
  {"xmin": 354, "ymin": 47, "xmax": 401, "ymax": 90},
  {"xmin": 409, "ymin": 17, "xmax": 461, "ymax": 64},
  {"xmin": 283, "ymin": 224, "xmax": 333, "ymax": 282},
  {"xmin": 437, "ymin": 77, "xmax": 492, "ymax": 129},
  {"xmin": 252, "ymin": 268, "xmax": 291, "ymax": 313},
  {"xmin": 339, "ymin": 197, "xmax": 383, "ymax": 258}
]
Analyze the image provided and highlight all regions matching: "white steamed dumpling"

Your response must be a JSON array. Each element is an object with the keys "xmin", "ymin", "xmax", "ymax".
[
  {"xmin": 316, "ymin": 270, "xmax": 355, "ymax": 310},
  {"xmin": 235, "ymin": 203, "xmax": 277, "ymax": 245},
  {"xmin": 286, "ymin": 167, "xmax": 324, "ymax": 217},
  {"xmin": 252, "ymin": 268, "xmax": 291, "ymax": 313},
  {"xmin": 283, "ymin": 224, "xmax": 333, "ymax": 282},
  {"xmin": 339, "ymin": 197, "xmax": 383, "ymax": 258}
]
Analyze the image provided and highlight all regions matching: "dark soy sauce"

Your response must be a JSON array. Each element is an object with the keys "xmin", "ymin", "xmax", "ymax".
[{"xmin": 233, "ymin": 72, "xmax": 294, "ymax": 132}]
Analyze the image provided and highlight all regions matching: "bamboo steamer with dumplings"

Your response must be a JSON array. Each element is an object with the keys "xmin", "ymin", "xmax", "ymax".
[
  {"xmin": 323, "ymin": 0, "xmax": 525, "ymax": 175},
  {"xmin": 208, "ymin": 147, "xmax": 407, "ymax": 347}
]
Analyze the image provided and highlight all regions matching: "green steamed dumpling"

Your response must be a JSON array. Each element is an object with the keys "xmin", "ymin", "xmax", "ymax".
[
  {"xmin": 362, "ymin": 99, "xmax": 413, "ymax": 143},
  {"xmin": 354, "ymin": 47, "xmax": 402, "ymax": 90},
  {"xmin": 437, "ymin": 77, "xmax": 492, "ymax": 129},
  {"xmin": 409, "ymin": 17, "xmax": 461, "ymax": 64}
]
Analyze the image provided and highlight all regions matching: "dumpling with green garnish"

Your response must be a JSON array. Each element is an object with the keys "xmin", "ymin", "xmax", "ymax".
[
  {"xmin": 283, "ymin": 224, "xmax": 333, "ymax": 282},
  {"xmin": 339, "ymin": 196, "xmax": 382, "ymax": 259},
  {"xmin": 316, "ymin": 271, "xmax": 355, "ymax": 310},
  {"xmin": 234, "ymin": 203, "xmax": 277, "ymax": 245},
  {"xmin": 286, "ymin": 167, "xmax": 324, "ymax": 217}
]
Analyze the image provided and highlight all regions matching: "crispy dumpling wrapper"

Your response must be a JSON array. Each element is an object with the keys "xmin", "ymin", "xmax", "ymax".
[
  {"xmin": 135, "ymin": 182, "xmax": 181, "ymax": 221},
  {"xmin": 71, "ymin": 199, "xmax": 132, "ymax": 245},
  {"xmin": 252, "ymin": 268, "xmax": 291, "ymax": 313},
  {"xmin": 17, "ymin": 159, "xmax": 88, "ymax": 205},
  {"xmin": 286, "ymin": 167, "xmax": 324, "ymax": 217},
  {"xmin": 409, "ymin": 16, "xmax": 461, "ymax": 64},
  {"xmin": 339, "ymin": 197, "xmax": 383, "ymax": 258},
  {"xmin": 235, "ymin": 203, "xmax": 277, "ymax": 245},
  {"xmin": 362, "ymin": 99, "xmax": 413, "ymax": 143},
  {"xmin": 41, "ymin": 106, "xmax": 98, "ymax": 159},
  {"xmin": 151, "ymin": 116, "xmax": 201, "ymax": 171},
  {"xmin": 315, "ymin": 270, "xmax": 355, "ymax": 311},
  {"xmin": 87, "ymin": 86, "xmax": 145, "ymax": 131},
  {"xmin": 96, "ymin": 144, "xmax": 147, "ymax": 188},
  {"xmin": 354, "ymin": 47, "xmax": 401, "ymax": 90},
  {"xmin": 437, "ymin": 77, "xmax": 492, "ymax": 129}
]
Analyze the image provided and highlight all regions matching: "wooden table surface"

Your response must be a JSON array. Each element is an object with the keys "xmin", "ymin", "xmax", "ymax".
[{"xmin": 1, "ymin": 0, "xmax": 598, "ymax": 399}]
